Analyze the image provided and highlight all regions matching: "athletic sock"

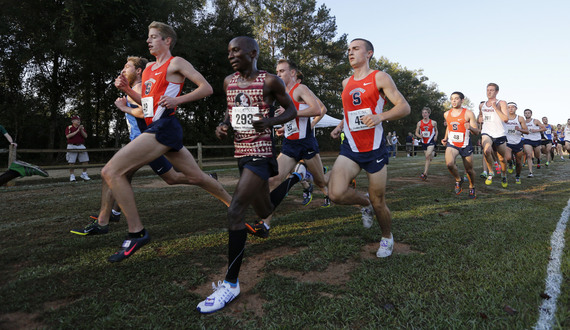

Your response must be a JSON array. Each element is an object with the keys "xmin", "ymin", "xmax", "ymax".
[
  {"xmin": 0, "ymin": 170, "xmax": 21, "ymax": 185},
  {"xmin": 128, "ymin": 228, "xmax": 146, "ymax": 238},
  {"xmin": 269, "ymin": 175, "xmax": 301, "ymax": 208},
  {"xmin": 225, "ymin": 228, "xmax": 247, "ymax": 283}
]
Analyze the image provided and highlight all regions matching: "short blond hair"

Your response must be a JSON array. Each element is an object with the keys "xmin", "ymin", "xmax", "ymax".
[{"xmin": 148, "ymin": 21, "xmax": 177, "ymax": 50}]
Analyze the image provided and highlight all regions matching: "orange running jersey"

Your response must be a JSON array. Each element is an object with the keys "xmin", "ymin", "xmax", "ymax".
[
  {"xmin": 446, "ymin": 108, "xmax": 469, "ymax": 148},
  {"xmin": 284, "ymin": 83, "xmax": 311, "ymax": 140},
  {"xmin": 419, "ymin": 119, "xmax": 436, "ymax": 144},
  {"xmin": 341, "ymin": 70, "xmax": 385, "ymax": 152},
  {"xmin": 141, "ymin": 57, "xmax": 183, "ymax": 126}
]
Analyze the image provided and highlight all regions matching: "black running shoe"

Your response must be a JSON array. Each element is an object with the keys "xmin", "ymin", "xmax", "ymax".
[
  {"xmin": 90, "ymin": 213, "xmax": 120, "ymax": 223},
  {"xmin": 321, "ymin": 195, "xmax": 331, "ymax": 208},
  {"xmin": 245, "ymin": 220, "xmax": 269, "ymax": 239},
  {"xmin": 209, "ymin": 172, "xmax": 218, "ymax": 180},
  {"xmin": 108, "ymin": 231, "xmax": 151, "ymax": 263},
  {"xmin": 302, "ymin": 182, "xmax": 313, "ymax": 206},
  {"xmin": 70, "ymin": 219, "xmax": 109, "ymax": 236}
]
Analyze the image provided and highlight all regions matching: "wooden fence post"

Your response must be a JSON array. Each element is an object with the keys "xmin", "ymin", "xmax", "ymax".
[
  {"xmin": 7, "ymin": 144, "xmax": 17, "ymax": 186},
  {"xmin": 197, "ymin": 142, "xmax": 203, "ymax": 169}
]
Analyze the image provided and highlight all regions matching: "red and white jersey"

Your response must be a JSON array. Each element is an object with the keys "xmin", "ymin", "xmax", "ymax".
[
  {"xmin": 227, "ymin": 71, "xmax": 274, "ymax": 158},
  {"xmin": 141, "ymin": 57, "xmax": 183, "ymax": 126},
  {"xmin": 419, "ymin": 119, "xmax": 436, "ymax": 144},
  {"xmin": 446, "ymin": 108, "xmax": 469, "ymax": 148},
  {"xmin": 341, "ymin": 70, "xmax": 385, "ymax": 153},
  {"xmin": 284, "ymin": 83, "xmax": 311, "ymax": 140}
]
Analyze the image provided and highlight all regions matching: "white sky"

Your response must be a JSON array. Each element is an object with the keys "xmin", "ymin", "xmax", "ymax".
[{"xmin": 318, "ymin": 0, "xmax": 570, "ymax": 125}]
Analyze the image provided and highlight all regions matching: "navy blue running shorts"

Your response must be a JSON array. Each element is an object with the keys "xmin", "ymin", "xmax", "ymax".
[{"xmin": 339, "ymin": 140, "xmax": 389, "ymax": 174}]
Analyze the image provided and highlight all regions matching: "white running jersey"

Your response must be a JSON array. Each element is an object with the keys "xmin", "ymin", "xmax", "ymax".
[
  {"xmin": 480, "ymin": 100, "xmax": 506, "ymax": 138},
  {"xmin": 523, "ymin": 118, "xmax": 541, "ymax": 141},
  {"xmin": 505, "ymin": 116, "xmax": 523, "ymax": 145}
]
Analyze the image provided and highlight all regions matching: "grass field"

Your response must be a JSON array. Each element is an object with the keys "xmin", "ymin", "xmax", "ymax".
[{"xmin": 1, "ymin": 154, "xmax": 569, "ymax": 329}]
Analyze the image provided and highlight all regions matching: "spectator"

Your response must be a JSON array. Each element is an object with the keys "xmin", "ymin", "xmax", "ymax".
[
  {"xmin": 405, "ymin": 132, "xmax": 414, "ymax": 157},
  {"xmin": 65, "ymin": 115, "xmax": 90, "ymax": 182},
  {"xmin": 391, "ymin": 131, "xmax": 399, "ymax": 157},
  {"xmin": 386, "ymin": 132, "xmax": 393, "ymax": 157}
]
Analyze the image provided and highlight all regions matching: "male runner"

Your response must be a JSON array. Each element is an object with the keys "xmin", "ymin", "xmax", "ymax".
[
  {"xmin": 196, "ymin": 36, "xmax": 297, "ymax": 313},
  {"xmin": 71, "ymin": 56, "xmax": 230, "ymax": 236},
  {"xmin": 540, "ymin": 116, "xmax": 553, "ymax": 166},
  {"xmin": 478, "ymin": 83, "xmax": 509, "ymax": 187},
  {"xmin": 504, "ymin": 102, "xmax": 528, "ymax": 184},
  {"xmin": 441, "ymin": 92, "xmax": 479, "ymax": 198},
  {"xmin": 415, "ymin": 107, "xmax": 438, "ymax": 181},
  {"xmin": 245, "ymin": 59, "xmax": 328, "ymax": 238},
  {"xmin": 522, "ymin": 109, "xmax": 546, "ymax": 178},
  {"xmin": 328, "ymin": 38, "xmax": 410, "ymax": 258},
  {"xmin": 100, "ymin": 22, "xmax": 230, "ymax": 262},
  {"xmin": 563, "ymin": 119, "xmax": 570, "ymax": 155}
]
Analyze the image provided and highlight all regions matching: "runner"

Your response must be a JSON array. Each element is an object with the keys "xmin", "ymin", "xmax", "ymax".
[
  {"xmin": 522, "ymin": 109, "xmax": 546, "ymax": 178},
  {"xmin": 504, "ymin": 102, "xmax": 528, "ymax": 184},
  {"xmin": 328, "ymin": 38, "xmax": 410, "ymax": 258},
  {"xmin": 196, "ymin": 36, "xmax": 297, "ymax": 314},
  {"xmin": 100, "ymin": 22, "xmax": 230, "ymax": 262},
  {"xmin": 441, "ymin": 92, "xmax": 479, "ymax": 198},
  {"xmin": 415, "ymin": 107, "xmax": 438, "ymax": 180},
  {"xmin": 478, "ymin": 83, "xmax": 509, "ymax": 187},
  {"xmin": 541, "ymin": 116, "xmax": 554, "ymax": 166}
]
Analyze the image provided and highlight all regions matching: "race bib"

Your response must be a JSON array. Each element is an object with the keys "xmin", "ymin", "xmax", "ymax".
[
  {"xmin": 141, "ymin": 97, "xmax": 154, "ymax": 118},
  {"xmin": 484, "ymin": 115, "xmax": 492, "ymax": 123},
  {"xmin": 232, "ymin": 107, "xmax": 260, "ymax": 131},
  {"xmin": 546, "ymin": 128, "xmax": 551, "ymax": 135},
  {"xmin": 421, "ymin": 131, "xmax": 431, "ymax": 138},
  {"xmin": 449, "ymin": 132, "xmax": 464, "ymax": 143},
  {"xmin": 348, "ymin": 108, "xmax": 373, "ymax": 132},
  {"xmin": 507, "ymin": 129, "xmax": 517, "ymax": 135},
  {"xmin": 284, "ymin": 119, "xmax": 299, "ymax": 137}
]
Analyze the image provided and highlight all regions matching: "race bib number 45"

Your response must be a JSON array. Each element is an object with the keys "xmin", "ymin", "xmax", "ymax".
[
  {"xmin": 232, "ymin": 107, "xmax": 260, "ymax": 131},
  {"xmin": 142, "ymin": 97, "xmax": 154, "ymax": 118},
  {"xmin": 348, "ymin": 108, "xmax": 373, "ymax": 132}
]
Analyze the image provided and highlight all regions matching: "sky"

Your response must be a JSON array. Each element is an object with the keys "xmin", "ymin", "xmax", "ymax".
[{"xmin": 317, "ymin": 0, "xmax": 570, "ymax": 125}]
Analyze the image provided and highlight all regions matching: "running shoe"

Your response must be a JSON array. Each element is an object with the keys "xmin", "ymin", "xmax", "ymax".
[
  {"xmin": 322, "ymin": 166, "xmax": 330, "ymax": 174},
  {"xmin": 245, "ymin": 220, "xmax": 269, "ymax": 238},
  {"xmin": 80, "ymin": 173, "xmax": 91, "ymax": 181},
  {"xmin": 197, "ymin": 280, "xmax": 240, "ymax": 314},
  {"xmin": 545, "ymin": 161, "xmax": 550, "ymax": 167},
  {"xmin": 480, "ymin": 172, "xmax": 488, "ymax": 179},
  {"xmin": 293, "ymin": 163, "xmax": 307, "ymax": 181},
  {"xmin": 507, "ymin": 164, "xmax": 514, "ymax": 174},
  {"xmin": 361, "ymin": 204, "xmax": 374, "ymax": 229},
  {"xmin": 515, "ymin": 176, "xmax": 521, "ymax": 184},
  {"xmin": 70, "ymin": 218, "xmax": 109, "ymax": 236},
  {"xmin": 208, "ymin": 172, "xmax": 218, "ymax": 180},
  {"xmin": 108, "ymin": 231, "xmax": 151, "ymax": 263},
  {"xmin": 90, "ymin": 213, "xmax": 120, "ymax": 223},
  {"xmin": 420, "ymin": 173, "xmax": 427, "ymax": 181},
  {"xmin": 485, "ymin": 176, "xmax": 493, "ymax": 185},
  {"xmin": 321, "ymin": 195, "xmax": 331, "ymax": 208},
  {"xmin": 528, "ymin": 173, "xmax": 534, "ymax": 178},
  {"xmin": 376, "ymin": 234, "xmax": 394, "ymax": 258},
  {"xmin": 302, "ymin": 183, "xmax": 313, "ymax": 206},
  {"xmin": 501, "ymin": 176, "xmax": 508, "ymax": 188},
  {"xmin": 454, "ymin": 179, "xmax": 463, "ymax": 195},
  {"xmin": 469, "ymin": 188, "xmax": 477, "ymax": 200},
  {"xmin": 70, "ymin": 174, "xmax": 76, "ymax": 182},
  {"xmin": 8, "ymin": 160, "xmax": 49, "ymax": 177},
  {"xmin": 536, "ymin": 164, "xmax": 541, "ymax": 169}
]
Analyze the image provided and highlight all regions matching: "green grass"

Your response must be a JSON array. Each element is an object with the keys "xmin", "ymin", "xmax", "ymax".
[{"xmin": 1, "ymin": 154, "xmax": 569, "ymax": 329}]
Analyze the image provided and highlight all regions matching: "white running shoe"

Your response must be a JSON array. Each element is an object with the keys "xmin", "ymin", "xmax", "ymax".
[
  {"xmin": 292, "ymin": 163, "xmax": 307, "ymax": 181},
  {"xmin": 197, "ymin": 280, "xmax": 240, "ymax": 314},
  {"xmin": 361, "ymin": 203, "xmax": 374, "ymax": 229},
  {"xmin": 376, "ymin": 234, "xmax": 394, "ymax": 258},
  {"xmin": 70, "ymin": 174, "xmax": 76, "ymax": 182},
  {"xmin": 80, "ymin": 173, "xmax": 91, "ymax": 181}
]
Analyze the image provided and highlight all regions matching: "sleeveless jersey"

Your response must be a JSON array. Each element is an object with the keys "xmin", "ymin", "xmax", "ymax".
[
  {"xmin": 125, "ymin": 99, "xmax": 147, "ymax": 141},
  {"xmin": 480, "ymin": 100, "xmax": 506, "ymax": 137},
  {"xmin": 523, "ymin": 119, "xmax": 541, "ymax": 141},
  {"xmin": 543, "ymin": 124, "xmax": 553, "ymax": 140},
  {"xmin": 284, "ymin": 83, "xmax": 311, "ymax": 140},
  {"xmin": 141, "ymin": 57, "xmax": 183, "ymax": 126},
  {"xmin": 227, "ymin": 71, "xmax": 274, "ymax": 158},
  {"xmin": 419, "ymin": 119, "xmax": 436, "ymax": 144},
  {"xmin": 341, "ymin": 70, "xmax": 385, "ymax": 153},
  {"xmin": 446, "ymin": 108, "xmax": 469, "ymax": 148},
  {"xmin": 564, "ymin": 125, "xmax": 570, "ymax": 141},
  {"xmin": 505, "ymin": 115, "xmax": 523, "ymax": 145}
]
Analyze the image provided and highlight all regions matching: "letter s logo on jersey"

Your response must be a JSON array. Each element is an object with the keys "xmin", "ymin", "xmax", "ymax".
[
  {"xmin": 349, "ymin": 88, "xmax": 365, "ymax": 106},
  {"xmin": 144, "ymin": 78, "xmax": 156, "ymax": 95}
]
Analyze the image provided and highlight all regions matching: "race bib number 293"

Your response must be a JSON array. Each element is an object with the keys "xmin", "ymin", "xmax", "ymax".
[{"xmin": 232, "ymin": 107, "xmax": 260, "ymax": 131}]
